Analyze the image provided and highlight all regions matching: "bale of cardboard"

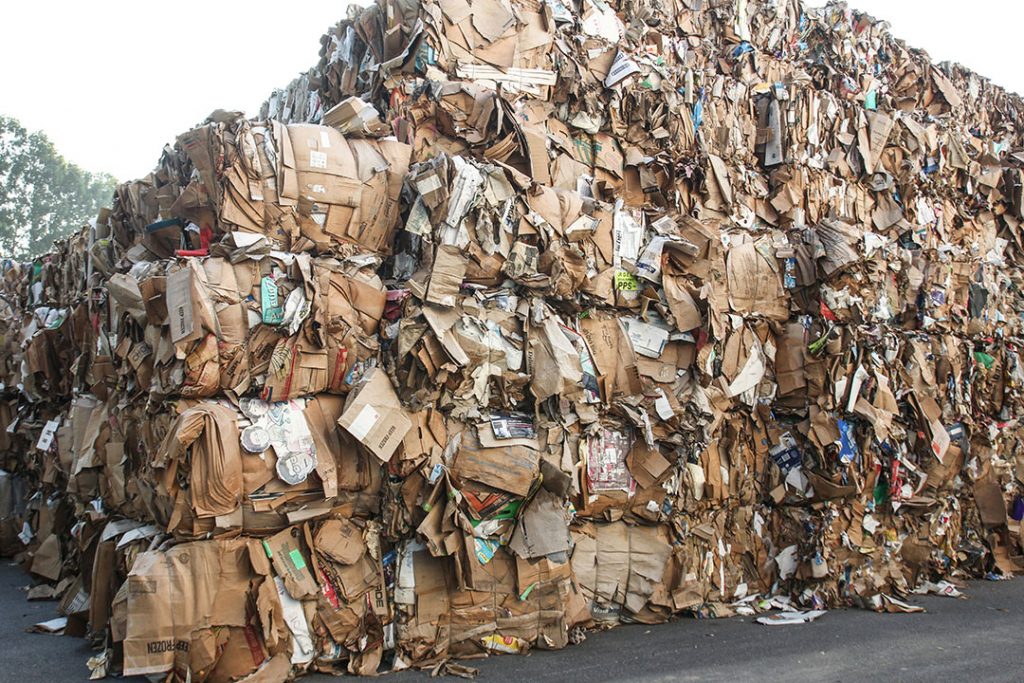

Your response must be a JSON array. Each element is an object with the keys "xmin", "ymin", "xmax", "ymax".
[{"xmin": 3, "ymin": 0, "xmax": 1024, "ymax": 679}]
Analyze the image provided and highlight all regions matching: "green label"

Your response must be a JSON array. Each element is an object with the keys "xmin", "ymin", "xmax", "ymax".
[
  {"xmin": 289, "ymin": 548, "xmax": 306, "ymax": 571},
  {"xmin": 615, "ymin": 271, "xmax": 639, "ymax": 291}
]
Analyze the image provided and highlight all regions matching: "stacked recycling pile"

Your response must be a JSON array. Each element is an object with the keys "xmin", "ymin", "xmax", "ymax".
[{"xmin": 5, "ymin": 0, "xmax": 1024, "ymax": 679}]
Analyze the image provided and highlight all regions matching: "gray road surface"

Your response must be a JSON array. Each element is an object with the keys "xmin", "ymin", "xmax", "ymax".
[{"xmin": 2, "ymin": 559, "xmax": 1021, "ymax": 682}]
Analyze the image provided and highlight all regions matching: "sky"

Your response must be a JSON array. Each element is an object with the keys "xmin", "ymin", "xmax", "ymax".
[
  {"xmin": 0, "ymin": 1, "xmax": 354, "ymax": 180},
  {"xmin": 0, "ymin": 0, "xmax": 1019, "ymax": 182}
]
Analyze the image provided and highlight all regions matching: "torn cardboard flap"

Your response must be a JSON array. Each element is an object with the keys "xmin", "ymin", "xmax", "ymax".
[
  {"xmin": 426, "ymin": 245, "xmax": 468, "ymax": 307},
  {"xmin": 265, "ymin": 527, "xmax": 319, "ymax": 599},
  {"xmin": 508, "ymin": 488, "xmax": 571, "ymax": 559}
]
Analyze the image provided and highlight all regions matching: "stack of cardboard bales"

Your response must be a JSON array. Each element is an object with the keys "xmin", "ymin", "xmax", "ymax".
[{"xmin": 4, "ymin": 0, "xmax": 1024, "ymax": 679}]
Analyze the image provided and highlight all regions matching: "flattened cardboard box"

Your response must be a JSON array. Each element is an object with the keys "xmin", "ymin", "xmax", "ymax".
[
  {"xmin": 451, "ymin": 428, "xmax": 539, "ymax": 497},
  {"xmin": 123, "ymin": 541, "xmax": 249, "ymax": 676},
  {"xmin": 339, "ymin": 367, "xmax": 412, "ymax": 462}
]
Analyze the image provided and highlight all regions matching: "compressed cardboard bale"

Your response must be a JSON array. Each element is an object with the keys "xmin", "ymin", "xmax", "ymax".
[{"xmin": 12, "ymin": 0, "xmax": 1024, "ymax": 679}]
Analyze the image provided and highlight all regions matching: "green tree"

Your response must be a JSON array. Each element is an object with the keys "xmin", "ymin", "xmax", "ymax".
[{"xmin": 0, "ymin": 115, "xmax": 117, "ymax": 259}]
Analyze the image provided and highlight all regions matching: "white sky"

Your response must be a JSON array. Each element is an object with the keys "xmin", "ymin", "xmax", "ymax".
[
  {"xmin": 0, "ymin": 1, "xmax": 353, "ymax": 180},
  {"xmin": 0, "ymin": 0, "xmax": 1018, "ymax": 182}
]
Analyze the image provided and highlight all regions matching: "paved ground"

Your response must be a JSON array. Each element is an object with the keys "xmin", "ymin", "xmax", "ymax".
[{"xmin": 3, "ymin": 559, "xmax": 1022, "ymax": 682}]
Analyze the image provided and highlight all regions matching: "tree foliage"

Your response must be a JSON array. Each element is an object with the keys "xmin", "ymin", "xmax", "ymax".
[{"xmin": 0, "ymin": 115, "xmax": 117, "ymax": 259}]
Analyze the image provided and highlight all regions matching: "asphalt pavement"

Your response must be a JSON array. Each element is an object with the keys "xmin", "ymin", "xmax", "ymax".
[{"xmin": 3, "ymin": 559, "xmax": 1022, "ymax": 683}]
